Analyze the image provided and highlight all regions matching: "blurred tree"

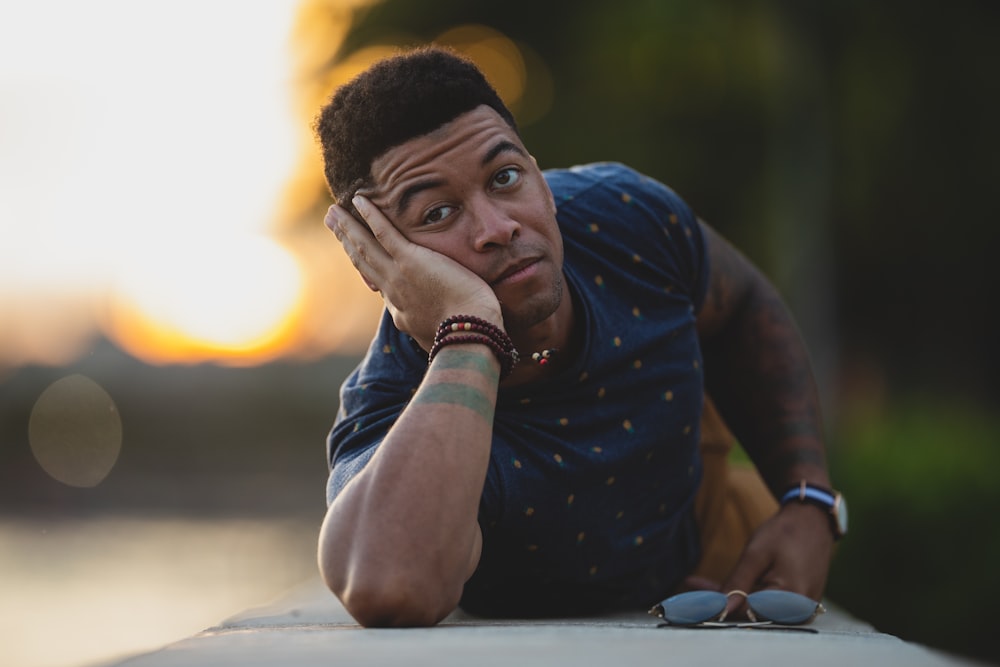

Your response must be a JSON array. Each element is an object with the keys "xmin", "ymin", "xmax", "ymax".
[{"xmin": 825, "ymin": 1, "xmax": 1000, "ymax": 400}]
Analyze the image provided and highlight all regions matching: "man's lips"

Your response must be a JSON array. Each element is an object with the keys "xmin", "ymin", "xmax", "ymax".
[{"xmin": 490, "ymin": 258, "xmax": 540, "ymax": 286}]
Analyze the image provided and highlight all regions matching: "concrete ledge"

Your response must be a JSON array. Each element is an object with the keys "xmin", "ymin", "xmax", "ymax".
[{"xmin": 106, "ymin": 577, "xmax": 980, "ymax": 667}]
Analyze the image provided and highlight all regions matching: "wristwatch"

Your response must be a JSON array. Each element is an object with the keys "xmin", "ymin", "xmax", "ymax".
[{"xmin": 780, "ymin": 481, "xmax": 848, "ymax": 540}]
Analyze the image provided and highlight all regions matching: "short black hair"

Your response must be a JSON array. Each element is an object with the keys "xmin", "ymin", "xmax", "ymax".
[{"xmin": 314, "ymin": 45, "xmax": 519, "ymax": 208}]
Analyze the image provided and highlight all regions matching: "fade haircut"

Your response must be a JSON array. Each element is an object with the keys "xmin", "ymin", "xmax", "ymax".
[{"xmin": 314, "ymin": 45, "xmax": 519, "ymax": 211}]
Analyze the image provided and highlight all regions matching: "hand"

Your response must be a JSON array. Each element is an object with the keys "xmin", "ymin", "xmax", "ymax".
[
  {"xmin": 325, "ymin": 197, "xmax": 503, "ymax": 350},
  {"xmin": 720, "ymin": 501, "xmax": 834, "ymax": 617}
]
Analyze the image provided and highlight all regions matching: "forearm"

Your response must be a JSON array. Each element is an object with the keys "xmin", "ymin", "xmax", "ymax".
[
  {"xmin": 702, "ymin": 280, "xmax": 829, "ymax": 494},
  {"xmin": 696, "ymin": 222, "xmax": 835, "ymax": 598},
  {"xmin": 318, "ymin": 344, "xmax": 499, "ymax": 626},
  {"xmin": 703, "ymin": 283, "xmax": 839, "ymax": 598},
  {"xmin": 697, "ymin": 222, "xmax": 829, "ymax": 494}
]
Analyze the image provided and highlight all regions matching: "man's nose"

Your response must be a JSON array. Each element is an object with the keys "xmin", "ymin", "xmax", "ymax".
[{"xmin": 470, "ymin": 200, "xmax": 520, "ymax": 250}]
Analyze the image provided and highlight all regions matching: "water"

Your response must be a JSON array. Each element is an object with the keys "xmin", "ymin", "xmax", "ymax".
[{"xmin": 0, "ymin": 515, "xmax": 321, "ymax": 667}]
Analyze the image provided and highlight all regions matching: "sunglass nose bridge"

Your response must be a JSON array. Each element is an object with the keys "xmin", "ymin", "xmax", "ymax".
[{"xmin": 721, "ymin": 589, "xmax": 750, "ymax": 622}]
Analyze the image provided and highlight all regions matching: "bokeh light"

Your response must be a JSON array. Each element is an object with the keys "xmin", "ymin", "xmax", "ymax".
[
  {"xmin": 28, "ymin": 374, "xmax": 122, "ymax": 488},
  {"xmin": 438, "ymin": 25, "xmax": 528, "ymax": 108}
]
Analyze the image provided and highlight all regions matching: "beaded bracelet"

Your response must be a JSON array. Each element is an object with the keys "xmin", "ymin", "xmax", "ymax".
[
  {"xmin": 428, "ymin": 315, "xmax": 520, "ymax": 379},
  {"xmin": 436, "ymin": 315, "xmax": 509, "ymax": 342},
  {"xmin": 427, "ymin": 333, "xmax": 512, "ymax": 377}
]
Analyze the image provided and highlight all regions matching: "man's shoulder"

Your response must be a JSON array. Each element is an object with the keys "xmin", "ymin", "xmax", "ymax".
[
  {"xmin": 549, "ymin": 161, "xmax": 707, "ymax": 300},
  {"xmin": 544, "ymin": 162, "xmax": 687, "ymax": 212},
  {"xmin": 543, "ymin": 161, "xmax": 643, "ymax": 192},
  {"xmin": 545, "ymin": 162, "xmax": 694, "ymax": 233}
]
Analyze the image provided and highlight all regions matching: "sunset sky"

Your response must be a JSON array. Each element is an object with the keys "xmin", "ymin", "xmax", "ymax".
[{"xmin": 0, "ymin": 1, "xmax": 327, "ymax": 368}]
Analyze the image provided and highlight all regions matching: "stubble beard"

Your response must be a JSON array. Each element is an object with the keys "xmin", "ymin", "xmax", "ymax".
[{"xmin": 498, "ymin": 271, "xmax": 565, "ymax": 334}]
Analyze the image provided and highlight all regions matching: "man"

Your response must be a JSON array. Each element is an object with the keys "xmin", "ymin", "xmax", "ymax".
[{"xmin": 315, "ymin": 46, "xmax": 844, "ymax": 627}]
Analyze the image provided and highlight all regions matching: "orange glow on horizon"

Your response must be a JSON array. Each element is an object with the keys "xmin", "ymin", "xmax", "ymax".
[
  {"xmin": 105, "ymin": 235, "xmax": 308, "ymax": 366},
  {"xmin": 107, "ymin": 307, "xmax": 305, "ymax": 367},
  {"xmin": 107, "ymin": 295, "xmax": 307, "ymax": 367}
]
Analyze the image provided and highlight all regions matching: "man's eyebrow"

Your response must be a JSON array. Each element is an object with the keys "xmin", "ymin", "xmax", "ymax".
[
  {"xmin": 396, "ymin": 178, "xmax": 445, "ymax": 218},
  {"xmin": 482, "ymin": 140, "xmax": 527, "ymax": 166}
]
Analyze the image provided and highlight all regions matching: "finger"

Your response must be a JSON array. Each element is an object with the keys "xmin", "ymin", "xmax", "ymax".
[
  {"xmin": 323, "ymin": 204, "xmax": 342, "ymax": 237},
  {"xmin": 325, "ymin": 203, "xmax": 371, "ymax": 245},
  {"xmin": 325, "ymin": 204, "xmax": 385, "ymax": 291},
  {"xmin": 352, "ymin": 195, "xmax": 407, "ymax": 256},
  {"xmin": 349, "ymin": 197, "xmax": 405, "ymax": 288},
  {"xmin": 721, "ymin": 546, "xmax": 773, "ymax": 616}
]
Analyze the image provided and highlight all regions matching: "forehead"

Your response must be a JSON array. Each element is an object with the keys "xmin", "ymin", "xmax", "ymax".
[{"xmin": 368, "ymin": 106, "xmax": 524, "ymax": 199}]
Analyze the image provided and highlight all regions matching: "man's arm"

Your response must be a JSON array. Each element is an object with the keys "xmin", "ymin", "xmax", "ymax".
[
  {"xmin": 695, "ymin": 220, "xmax": 835, "ymax": 601},
  {"xmin": 319, "ymin": 198, "xmax": 501, "ymax": 626}
]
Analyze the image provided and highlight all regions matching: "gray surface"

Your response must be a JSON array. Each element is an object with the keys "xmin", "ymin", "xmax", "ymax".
[{"xmin": 106, "ymin": 577, "xmax": 980, "ymax": 667}]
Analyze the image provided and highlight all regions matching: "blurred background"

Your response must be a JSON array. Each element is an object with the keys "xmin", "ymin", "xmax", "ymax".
[{"xmin": 1, "ymin": 0, "xmax": 997, "ymax": 665}]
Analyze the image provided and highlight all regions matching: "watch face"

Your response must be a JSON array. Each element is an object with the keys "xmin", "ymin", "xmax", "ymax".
[{"xmin": 835, "ymin": 494, "xmax": 848, "ymax": 536}]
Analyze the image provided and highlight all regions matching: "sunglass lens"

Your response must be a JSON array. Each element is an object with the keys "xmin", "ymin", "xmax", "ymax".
[
  {"xmin": 746, "ymin": 590, "xmax": 819, "ymax": 624},
  {"xmin": 659, "ymin": 590, "xmax": 728, "ymax": 625}
]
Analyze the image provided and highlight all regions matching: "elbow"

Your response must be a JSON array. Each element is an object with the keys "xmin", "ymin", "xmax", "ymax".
[
  {"xmin": 319, "ymin": 549, "xmax": 460, "ymax": 627},
  {"xmin": 342, "ymin": 577, "xmax": 459, "ymax": 628}
]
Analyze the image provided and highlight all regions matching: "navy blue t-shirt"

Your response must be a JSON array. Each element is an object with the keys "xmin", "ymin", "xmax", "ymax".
[{"xmin": 327, "ymin": 163, "xmax": 710, "ymax": 616}]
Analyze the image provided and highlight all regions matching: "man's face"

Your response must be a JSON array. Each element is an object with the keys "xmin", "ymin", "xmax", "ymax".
[{"xmin": 366, "ymin": 105, "xmax": 564, "ymax": 331}]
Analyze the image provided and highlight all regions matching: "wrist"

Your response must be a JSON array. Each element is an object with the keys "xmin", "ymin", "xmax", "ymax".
[
  {"xmin": 779, "ymin": 480, "xmax": 848, "ymax": 541},
  {"xmin": 428, "ymin": 315, "xmax": 519, "ymax": 379}
]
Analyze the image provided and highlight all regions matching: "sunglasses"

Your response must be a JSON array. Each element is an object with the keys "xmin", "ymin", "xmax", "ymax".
[{"xmin": 649, "ymin": 589, "xmax": 826, "ymax": 626}]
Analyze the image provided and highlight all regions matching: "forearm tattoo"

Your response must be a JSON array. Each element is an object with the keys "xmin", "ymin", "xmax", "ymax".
[
  {"xmin": 432, "ymin": 348, "xmax": 501, "ymax": 378},
  {"xmin": 702, "ymin": 228, "xmax": 828, "ymax": 486},
  {"xmin": 413, "ymin": 349, "xmax": 500, "ymax": 422},
  {"xmin": 412, "ymin": 382, "xmax": 495, "ymax": 422}
]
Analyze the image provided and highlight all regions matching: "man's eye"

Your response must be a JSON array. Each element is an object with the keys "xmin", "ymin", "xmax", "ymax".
[
  {"xmin": 424, "ymin": 205, "xmax": 455, "ymax": 224},
  {"xmin": 492, "ymin": 167, "xmax": 521, "ymax": 189}
]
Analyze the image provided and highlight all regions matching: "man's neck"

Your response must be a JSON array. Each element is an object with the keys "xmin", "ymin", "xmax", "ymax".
[{"xmin": 502, "ymin": 273, "xmax": 579, "ymax": 387}]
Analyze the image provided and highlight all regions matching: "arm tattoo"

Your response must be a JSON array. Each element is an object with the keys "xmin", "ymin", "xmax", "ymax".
[
  {"xmin": 700, "ymin": 224, "xmax": 829, "ymax": 486},
  {"xmin": 412, "ymin": 382, "xmax": 495, "ymax": 422},
  {"xmin": 432, "ymin": 348, "xmax": 501, "ymax": 379},
  {"xmin": 766, "ymin": 447, "xmax": 828, "ymax": 473}
]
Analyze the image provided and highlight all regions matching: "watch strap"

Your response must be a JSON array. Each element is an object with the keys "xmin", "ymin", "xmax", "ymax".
[
  {"xmin": 780, "ymin": 481, "xmax": 837, "ymax": 507},
  {"xmin": 780, "ymin": 481, "xmax": 846, "ymax": 540}
]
